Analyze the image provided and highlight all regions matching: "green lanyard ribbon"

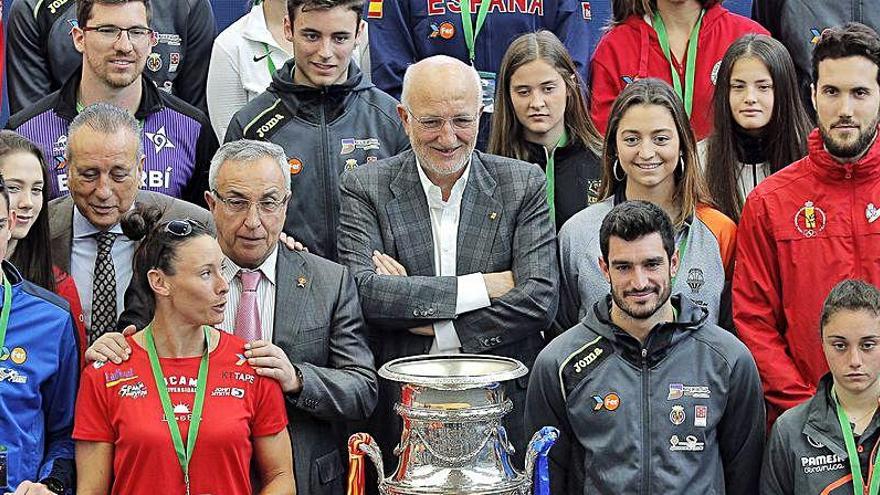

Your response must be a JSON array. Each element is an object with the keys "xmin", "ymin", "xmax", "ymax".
[
  {"xmin": 833, "ymin": 386, "xmax": 880, "ymax": 495},
  {"xmin": 144, "ymin": 325, "xmax": 211, "ymax": 495},
  {"xmin": 460, "ymin": 0, "xmax": 492, "ymax": 64},
  {"xmin": 0, "ymin": 276, "xmax": 14, "ymax": 351},
  {"xmin": 652, "ymin": 9, "xmax": 704, "ymax": 117},
  {"xmin": 544, "ymin": 130, "xmax": 569, "ymax": 227},
  {"xmin": 261, "ymin": 42, "xmax": 277, "ymax": 77}
]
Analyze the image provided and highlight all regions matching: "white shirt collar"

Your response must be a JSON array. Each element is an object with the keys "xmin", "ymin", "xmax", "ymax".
[
  {"xmin": 241, "ymin": 2, "xmax": 282, "ymax": 46},
  {"xmin": 221, "ymin": 243, "xmax": 279, "ymax": 286},
  {"xmin": 72, "ymin": 205, "xmax": 125, "ymax": 238},
  {"xmin": 416, "ymin": 157, "xmax": 472, "ymax": 209}
]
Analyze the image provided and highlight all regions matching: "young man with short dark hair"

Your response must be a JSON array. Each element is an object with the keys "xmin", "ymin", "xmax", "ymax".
[
  {"xmin": 226, "ymin": 0, "xmax": 409, "ymax": 261},
  {"xmin": 526, "ymin": 200, "xmax": 765, "ymax": 495}
]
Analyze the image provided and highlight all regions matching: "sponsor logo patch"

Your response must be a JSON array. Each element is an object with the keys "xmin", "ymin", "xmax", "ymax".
[
  {"xmin": 667, "ymin": 383, "xmax": 711, "ymax": 400},
  {"xmin": 340, "ymin": 137, "xmax": 381, "ymax": 155},
  {"xmin": 119, "ymin": 382, "xmax": 148, "ymax": 399},
  {"xmin": 0, "ymin": 368, "xmax": 27, "ymax": 384},
  {"xmin": 560, "ymin": 336, "xmax": 613, "ymax": 400},
  {"xmin": 669, "ymin": 434, "xmax": 704, "ymax": 452},
  {"xmin": 145, "ymin": 126, "xmax": 176, "ymax": 153},
  {"xmin": 105, "ymin": 368, "xmax": 138, "ymax": 388},
  {"xmin": 794, "ymin": 200, "xmax": 827, "ymax": 237},
  {"xmin": 670, "ymin": 404, "xmax": 686, "ymax": 425}
]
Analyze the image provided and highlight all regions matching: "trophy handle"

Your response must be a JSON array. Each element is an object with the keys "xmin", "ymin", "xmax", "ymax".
[
  {"xmin": 347, "ymin": 433, "xmax": 386, "ymax": 495},
  {"xmin": 523, "ymin": 426, "xmax": 560, "ymax": 495}
]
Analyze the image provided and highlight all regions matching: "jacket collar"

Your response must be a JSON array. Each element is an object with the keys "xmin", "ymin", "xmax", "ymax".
[
  {"xmin": 55, "ymin": 66, "xmax": 165, "ymax": 121},
  {"xmin": 588, "ymin": 294, "xmax": 708, "ymax": 366},
  {"xmin": 1, "ymin": 260, "xmax": 25, "ymax": 287},
  {"xmin": 804, "ymin": 373, "xmax": 880, "ymax": 459},
  {"xmin": 634, "ymin": 3, "xmax": 728, "ymax": 38},
  {"xmin": 806, "ymin": 127, "xmax": 880, "ymax": 183},
  {"xmin": 269, "ymin": 58, "xmax": 369, "ymax": 97},
  {"xmin": 240, "ymin": 2, "xmax": 277, "ymax": 46}
]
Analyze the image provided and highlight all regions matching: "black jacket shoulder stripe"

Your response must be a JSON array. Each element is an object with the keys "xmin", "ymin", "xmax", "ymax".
[
  {"xmin": 242, "ymin": 99, "xmax": 293, "ymax": 141},
  {"xmin": 558, "ymin": 335, "xmax": 614, "ymax": 401}
]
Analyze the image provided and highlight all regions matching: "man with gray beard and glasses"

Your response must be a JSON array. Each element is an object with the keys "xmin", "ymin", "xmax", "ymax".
[{"xmin": 337, "ymin": 55, "xmax": 558, "ymax": 471}]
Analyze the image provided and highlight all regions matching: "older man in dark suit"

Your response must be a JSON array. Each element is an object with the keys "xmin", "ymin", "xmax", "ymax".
[
  {"xmin": 88, "ymin": 139, "xmax": 377, "ymax": 495},
  {"xmin": 48, "ymin": 102, "xmax": 212, "ymax": 345},
  {"xmin": 337, "ymin": 55, "xmax": 559, "ymax": 470}
]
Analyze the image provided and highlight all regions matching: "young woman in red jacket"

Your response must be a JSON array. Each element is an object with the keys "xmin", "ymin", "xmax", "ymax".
[{"xmin": 590, "ymin": 0, "xmax": 767, "ymax": 141}]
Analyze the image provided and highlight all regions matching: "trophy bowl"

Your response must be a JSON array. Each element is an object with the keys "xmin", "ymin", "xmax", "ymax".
[{"xmin": 347, "ymin": 354, "xmax": 557, "ymax": 495}]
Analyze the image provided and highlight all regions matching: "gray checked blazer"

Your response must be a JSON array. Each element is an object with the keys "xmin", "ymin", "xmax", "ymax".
[
  {"xmin": 337, "ymin": 149, "xmax": 559, "ymax": 465},
  {"xmin": 118, "ymin": 247, "xmax": 378, "ymax": 495}
]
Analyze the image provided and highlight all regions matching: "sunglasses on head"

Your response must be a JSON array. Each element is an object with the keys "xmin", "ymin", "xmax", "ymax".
[{"xmin": 163, "ymin": 219, "xmax": 196, "ymax": 237}]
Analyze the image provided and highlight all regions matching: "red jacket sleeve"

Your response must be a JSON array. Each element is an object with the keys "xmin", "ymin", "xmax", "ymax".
[
  {"xmin": 54, "ymin": 267, "xmax": 87, "ymax": 365},
  {"xmin": 589, "ymin": 41, "xmax": 622, "ymax": 136},
  {"xmin": 733, "ymin": 194, "xmax": 814, "ymax": 419}
]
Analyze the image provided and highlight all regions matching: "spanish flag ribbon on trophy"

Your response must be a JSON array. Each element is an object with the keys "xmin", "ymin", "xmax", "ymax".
[{"xmin": 347, "ymin": 433, "xmax": 374, "ymax": 495}]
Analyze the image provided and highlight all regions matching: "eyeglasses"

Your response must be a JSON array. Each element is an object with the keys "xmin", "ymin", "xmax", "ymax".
[
  {"xmin": 212, "ymin": 190, "xmax": 289, "ymax": 215},
  {"xmin": 403, "ymin": 106, "xmax": 481, "ymax": 131},
  {"xmin": 164, "ymin": 219, "xmax": 195, "ymax": 237},
  {"xmin": 82, "ymin": 25, "xmax": 156, "ymax": 44}
]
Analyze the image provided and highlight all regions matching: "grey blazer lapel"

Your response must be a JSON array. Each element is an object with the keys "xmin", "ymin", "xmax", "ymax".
[
  {"xmin": 272, "ymin": 248, "xmax": 309, "ymax": 347},
  {"xmin": 48, "ymin": 196, "xmax": 75, "ymax": 273},
  {"xmin": 457, "ymin": 153, "xmax": 502, "ymax": 274},
  {"xmin": 387, "ymin": 155, "xmax": 436, "ymax": 276}
]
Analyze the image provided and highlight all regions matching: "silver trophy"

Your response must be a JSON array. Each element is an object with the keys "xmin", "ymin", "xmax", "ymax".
[{"xmin": 348, "ymin": 354, "xmax": 558, "ymax": 495}]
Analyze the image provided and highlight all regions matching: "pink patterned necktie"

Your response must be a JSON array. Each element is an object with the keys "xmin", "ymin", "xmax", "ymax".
[{"xmin": 234, "ymin": 270, "xmax": 262, "ymax": 342}]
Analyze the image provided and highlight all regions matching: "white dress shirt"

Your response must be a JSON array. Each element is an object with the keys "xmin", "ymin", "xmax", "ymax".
[
  {"xmin": 416, "ymin": 161, "xmax": 491, "ymax": 353},
  {"xmin": 217, "ymin": 245, "xmax": 279, "ymax": 342},
  {"xmin": 71, "ymin": 208, "xmax": 135, "ymax": 333}
]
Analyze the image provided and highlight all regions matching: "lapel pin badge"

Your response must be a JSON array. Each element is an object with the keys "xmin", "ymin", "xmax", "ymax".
[
  {"xmin": 489, "ymin": 212, "xmax": 498, "ymax": 220},
  {"xmin": 297, "ymin": 276, "xmax": 307, "ymax": 288}
]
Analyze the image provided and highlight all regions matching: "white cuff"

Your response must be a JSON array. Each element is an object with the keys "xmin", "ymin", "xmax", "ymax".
[{"xmin": 456, "ymin": 273, "xmax": 490, "ymax": 315}]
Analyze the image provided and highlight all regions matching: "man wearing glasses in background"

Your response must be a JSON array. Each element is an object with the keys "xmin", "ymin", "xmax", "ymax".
[
  {"xmin": 225, "ymin": 0, "xmax": 409, "ymax": 262},
  {"xmin": 337, "ymin": 55, "xmax": 559, "ymax": 473},
  {"xmin": 7, "ymin": 0, "xmax": 218, "ymax": 207}
]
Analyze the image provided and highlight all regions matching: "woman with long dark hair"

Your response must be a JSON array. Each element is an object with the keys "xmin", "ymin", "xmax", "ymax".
[
  {"xmin": 74, "ymin": 206, "xmax": 294, "ymax": 495},
  {"xmin": 489, "ymin": 31, "xmax": 603, "ymax": 229},
  {"xmin": 0, "ymin": 130, "xmax": 86, "ymax": 351},
  {"xmin": 591, "ymin": 0, "xmax": 768, "ymax": 141},
  {"xmin": 558, "ymin": 78, "xmax": 736, "ymax": 331},
  {"xmin": 704, "ymin": 34, "xmax": 811, "ymax": 222}
]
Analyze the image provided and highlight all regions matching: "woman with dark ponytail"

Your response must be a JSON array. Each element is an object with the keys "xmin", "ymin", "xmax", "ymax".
[
  {"xmin": 74, "ymin": 205, "xmax": 295, "ymax": 495},
  {"xmin": 0, "ymin": 130, "xmax": 86, "ymax": 354}
]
